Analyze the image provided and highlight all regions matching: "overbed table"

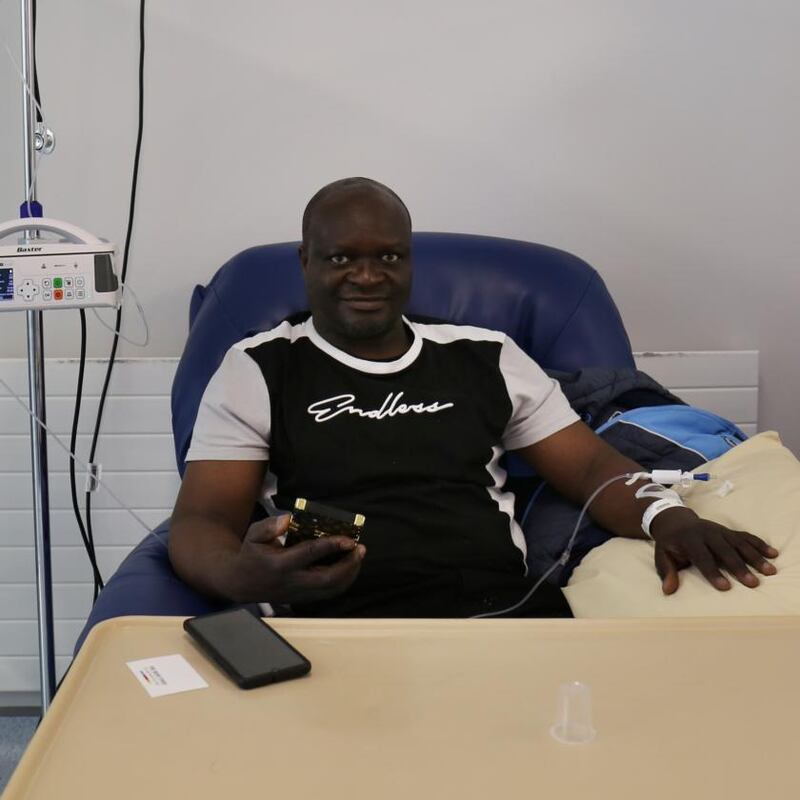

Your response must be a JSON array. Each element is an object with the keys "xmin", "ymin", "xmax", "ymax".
[{"xmin": 5, "ymin": 616, "xmax": 799, "ymax": 798}]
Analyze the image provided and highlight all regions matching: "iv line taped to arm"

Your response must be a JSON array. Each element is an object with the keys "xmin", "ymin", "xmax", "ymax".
[{"xmin": 470, "ymin": 469, "xmax": 711, "ymax": 619}]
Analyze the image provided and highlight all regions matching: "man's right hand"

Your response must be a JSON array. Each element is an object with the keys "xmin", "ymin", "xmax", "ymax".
[
  {"xmin": 229, "ymin": 515, "xmax": 366, "ymax": 605},
  {"xmin": 169, "ymin": 460, "xmax": 366, "ymax": 607}
]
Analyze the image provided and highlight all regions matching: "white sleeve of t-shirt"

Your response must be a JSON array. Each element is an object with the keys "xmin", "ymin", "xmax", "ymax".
[
  {"xmin": 184, "ymin": 345, "xmax": 271, "ymax": 462},
  {"xmin": 499, "ymin": 335, "xmax": 580, "ymax": 451}
]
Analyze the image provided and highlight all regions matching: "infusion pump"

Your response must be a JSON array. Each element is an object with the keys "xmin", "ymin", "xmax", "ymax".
[{"xmin": 0, "ymin": 217, "xmax": 119, "ymax": 312}]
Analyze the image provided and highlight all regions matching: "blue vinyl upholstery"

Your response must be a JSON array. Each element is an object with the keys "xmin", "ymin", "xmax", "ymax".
[{"xmin": 75, "ymin": 232, "xmax": 633, "ymax": 652}]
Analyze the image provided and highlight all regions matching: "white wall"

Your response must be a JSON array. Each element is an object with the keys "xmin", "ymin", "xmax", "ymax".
[{"xmin": 1, "ymin": 0, "xmax": 798, "ymax": 451}]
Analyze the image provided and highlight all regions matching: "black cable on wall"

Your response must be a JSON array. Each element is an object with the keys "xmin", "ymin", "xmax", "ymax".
[
  {"xmin": 68, "ymin": 310, "xmax": 104, "ymax": 596},
  {"xmin": 85, "ymin": 0, "xmax": 147, "ymax": 601}
]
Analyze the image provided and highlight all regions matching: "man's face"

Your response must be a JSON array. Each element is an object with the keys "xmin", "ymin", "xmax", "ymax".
[{"xmin": 300, "ymin": 190, "xmax": 412, "ymax": 358}]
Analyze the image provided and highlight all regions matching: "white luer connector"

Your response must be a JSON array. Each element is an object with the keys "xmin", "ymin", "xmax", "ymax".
[
  {"xmin": 649, "ymin": 469, "xmax": 686, "ymax": 485},
  {"xmin": 627, "ymin": 469, "xmax": 713, "ymax": 486}
]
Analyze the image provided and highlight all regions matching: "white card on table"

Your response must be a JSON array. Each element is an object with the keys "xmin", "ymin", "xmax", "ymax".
[{"xmin": 126, "ymin": 654, "xmax": 209, "ymax": 698}]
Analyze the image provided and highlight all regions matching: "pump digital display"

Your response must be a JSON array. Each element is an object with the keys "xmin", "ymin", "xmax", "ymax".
[{"xmin": 0, "ymin": 268, "xmax": 13, "ymax": 301}]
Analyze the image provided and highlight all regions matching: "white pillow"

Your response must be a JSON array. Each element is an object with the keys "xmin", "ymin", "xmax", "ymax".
[{"xmin": 563, "ymin": 432, "xmax": 800, "ymax": 617}]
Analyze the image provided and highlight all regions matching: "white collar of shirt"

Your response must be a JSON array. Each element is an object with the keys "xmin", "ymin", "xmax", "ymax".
[{"xmin": 307, "ymin": 316, "xmax": 422, "ymax": 375}]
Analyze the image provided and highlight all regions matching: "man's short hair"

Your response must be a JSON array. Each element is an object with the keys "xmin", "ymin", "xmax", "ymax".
[{"xmin": 302, "ymin": 177, "xmax": 412, "ymax": 244}]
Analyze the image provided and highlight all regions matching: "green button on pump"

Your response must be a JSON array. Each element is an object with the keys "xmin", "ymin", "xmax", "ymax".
[{"xmin": 53, "ymin": 277, "xmax": 63, "ymax": 289}]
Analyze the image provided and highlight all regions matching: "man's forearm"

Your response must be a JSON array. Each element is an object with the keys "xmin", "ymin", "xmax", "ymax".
[
  {"xmin": 517, "ymin": 423, "xmax": 699, "ymax": 542},
  {"xmin": 576, "ymin": 447, "xmax": 698, "ymax": 541},
  {"xmin": 519, "ymin": 422, "xmax": 776, "ymax": 593},
  {"xmin": 168, "ymin": 513, "xmax": 245, "ymax": 602}
]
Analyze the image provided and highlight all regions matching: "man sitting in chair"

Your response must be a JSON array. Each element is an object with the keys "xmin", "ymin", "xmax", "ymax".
[{"xmin": 168, "ymin": 177, "xmax": 777, "ymax": 618}]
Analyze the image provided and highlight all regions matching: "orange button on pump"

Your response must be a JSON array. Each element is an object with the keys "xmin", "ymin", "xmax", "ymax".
[{"xmin": 53, "ymin": 289, "xmax": 64, "ymax": 300}]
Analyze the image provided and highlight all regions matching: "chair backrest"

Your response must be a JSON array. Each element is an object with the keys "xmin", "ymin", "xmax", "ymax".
[{"xmin": 171, "ymin": 232, "xmax": 634, "ymax": 474}]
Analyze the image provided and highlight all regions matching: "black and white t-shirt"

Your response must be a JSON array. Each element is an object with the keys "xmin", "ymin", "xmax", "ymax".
[{"xmin": 186, "ymin": 314, "xmax": 579, "ymax": 615}]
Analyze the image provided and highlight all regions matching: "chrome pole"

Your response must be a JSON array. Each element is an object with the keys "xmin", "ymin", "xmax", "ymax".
[{"xmin": 20, "ymin": 0, "xmax": 56, "ymax": 712}]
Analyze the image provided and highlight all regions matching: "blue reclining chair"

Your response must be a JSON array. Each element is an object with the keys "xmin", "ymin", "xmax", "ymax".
[{"xmin": 74, "ymin": 232, "xmax": 634, "ymax": 652}]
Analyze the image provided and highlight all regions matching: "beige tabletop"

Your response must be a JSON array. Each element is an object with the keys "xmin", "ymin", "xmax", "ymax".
[{"xmin": 5, "ymin": 615, "xmax": 800, "ymax": 799}]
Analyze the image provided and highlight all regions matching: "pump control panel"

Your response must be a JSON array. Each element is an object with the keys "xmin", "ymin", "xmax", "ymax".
[{"xmin": 0, "ymin": 242, "xmax": 119, "ymax": 312}]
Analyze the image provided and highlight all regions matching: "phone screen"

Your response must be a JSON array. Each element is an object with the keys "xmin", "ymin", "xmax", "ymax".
[{"xmin": 184, "ymin": 609, "xmax": 310, "ymax": 688}]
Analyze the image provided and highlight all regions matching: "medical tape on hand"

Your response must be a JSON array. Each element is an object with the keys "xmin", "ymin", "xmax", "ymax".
[
  {"xmin": 641, "ymin": 498, "xmax": 686, "ymax": 540},
  {"xmin": 634, "ymin": 483, "xmax": 685, "ymax": 540},
  {"xmin": 634, "ymin": 482, "xmax": 682, "ymax": 502},
  {"xmin": 635, "ymin": 483, "xmax": 683, "ymax": 541}
]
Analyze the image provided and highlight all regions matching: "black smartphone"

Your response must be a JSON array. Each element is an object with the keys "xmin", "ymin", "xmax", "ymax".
[{"xmin": 183, "ymin": 608, "xmax": 311, "ymax": 689}]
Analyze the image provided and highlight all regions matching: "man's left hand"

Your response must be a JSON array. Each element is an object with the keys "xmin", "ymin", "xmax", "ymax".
[{"xmin": 649, "ymin": 507, "xmax": 779, "ymax": 594}]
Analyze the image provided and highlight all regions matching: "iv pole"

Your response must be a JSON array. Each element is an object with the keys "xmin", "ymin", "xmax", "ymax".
[{"xmin": 19, "ymin": 0, "xmax": 57, "ymax": 712}]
